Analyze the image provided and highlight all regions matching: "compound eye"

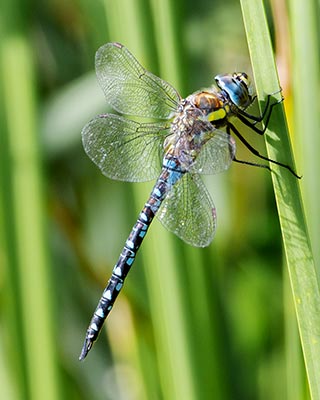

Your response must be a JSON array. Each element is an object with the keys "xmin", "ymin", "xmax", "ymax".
[
  {"xmin": 236, "ymin": 72, "xmax": 248, "ymax": 81},
  {"xmin": 215, "ymin": 72, "xmax": 253, "ymax": 109},
  {"xmin": 234, "ymin": 72, "xmax": 254, "ymax": 98}
]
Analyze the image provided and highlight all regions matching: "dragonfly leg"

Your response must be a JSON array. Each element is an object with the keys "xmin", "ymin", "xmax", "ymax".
[
  {"xmin": 227, "ymin": 123, "xmax": 301, "ymax": 178},
  {"xmin": 232, "ymin": 156, "xmax": 272, "ymax": 172},
  {"xmin": 236, "ymin": 98, "xmax": 283, "ymax": 134},
  {"xmin": 236, "ymin": 89, "xmax": 283, "ymax": 125}
]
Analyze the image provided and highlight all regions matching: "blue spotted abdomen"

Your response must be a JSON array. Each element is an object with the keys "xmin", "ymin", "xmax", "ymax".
[{"xmin": 79, "ymin": 156, "xmax": 183, "ymax": 359}]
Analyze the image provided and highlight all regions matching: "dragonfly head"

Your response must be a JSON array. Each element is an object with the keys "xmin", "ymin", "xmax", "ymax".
[{"xmin": 215, "ymin": 72, "xmax": 254, "ymax": 109}]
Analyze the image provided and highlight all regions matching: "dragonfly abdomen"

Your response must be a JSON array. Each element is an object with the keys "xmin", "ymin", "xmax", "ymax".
[{"xmin": 79, "ymin": 159, "xmax": 184, "ymax": 360}]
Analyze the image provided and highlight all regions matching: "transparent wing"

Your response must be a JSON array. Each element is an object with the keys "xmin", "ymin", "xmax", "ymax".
[
  {"xmin": 157, "ymin": 174, "xmax": 216, "ymax": 247},
  {"xmin": 82, "ymin": 113, "xmax": 170, "ymax": 182},
  {"xmin": 95, "ymin": 42, "xmax": 181, "ymax": 119},
  {"xmin": 190, "ymin": 128, "xmax": 236, "ymax": 174}
]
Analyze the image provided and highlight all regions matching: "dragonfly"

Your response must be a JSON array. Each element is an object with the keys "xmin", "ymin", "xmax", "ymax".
[{"xmin": 79, "ymin": 42, "xmax": 299, "ymax": 360}]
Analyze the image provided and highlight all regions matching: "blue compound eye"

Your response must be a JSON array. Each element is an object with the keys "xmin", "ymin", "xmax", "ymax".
[{"xmin": 215, "ymin": 72, "xmax": 253, "ymax": 109}]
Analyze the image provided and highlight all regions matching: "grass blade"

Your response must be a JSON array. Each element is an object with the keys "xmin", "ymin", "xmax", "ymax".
[
  {"xmin": 1, "ymin": 36, "xmax": 61, "ymax": 400},
  {"xmin": 288, "ymin": 0, "xmax": 320, "ymax": 270},
  {"xmin": 240, "ymin": 1, "xmax": 320, "ymax": 398}
]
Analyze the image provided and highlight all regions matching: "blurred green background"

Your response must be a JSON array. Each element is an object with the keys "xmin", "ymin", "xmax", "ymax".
[{"xmin": 0, "ymin": 0, "xmax": 318, "ymax": 399}]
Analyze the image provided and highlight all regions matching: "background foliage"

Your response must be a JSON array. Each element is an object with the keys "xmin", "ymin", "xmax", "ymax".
[{"xmin": 0, "ymin": 0, "xmax": 318, "ymax": 399}]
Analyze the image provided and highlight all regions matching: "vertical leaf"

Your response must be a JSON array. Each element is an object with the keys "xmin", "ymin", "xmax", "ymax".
[
  {"xmin": 240, "ymin": 1, "xmax": 320, "ymax": 398},
  {"xmin": 1, "ymin": 35, "xmax": 61, "ymax": 400}
]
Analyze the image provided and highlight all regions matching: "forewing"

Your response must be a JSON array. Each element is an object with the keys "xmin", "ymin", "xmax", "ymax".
[
  {"xmin": 157, "ymin": 174, "xmax": 216, "ymax": 247},
  {"xmin": 190, "ymin": 128, "xmax": 236, "ymax": 175},
  {"xmin": 82, "ymin": 113, "xmax": 169, "ymax": 182},
  {"xmin": 95, "ymin": 42, "xmax": 181, "ymax": 119}
]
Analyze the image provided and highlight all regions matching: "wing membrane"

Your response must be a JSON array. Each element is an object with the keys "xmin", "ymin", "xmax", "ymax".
[
  {"xmin": 95, "ymin": 43, "xmax": 181, "ymax": 119},
  {"xmin": 190, "ymin": 128, "xmax": 236, "ymax": 175},
  {"xmin": 82, "ymin": 114, "xmax": 169, "ymax": 182},
  {"xmin": 157, "ymin": 174, "xmax": 216, "ymax": 247}
]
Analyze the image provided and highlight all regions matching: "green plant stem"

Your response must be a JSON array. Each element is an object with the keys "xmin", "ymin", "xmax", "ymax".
[{"xmin": 240, "ymin": 1, "xmax": 320, "ymax": 398}]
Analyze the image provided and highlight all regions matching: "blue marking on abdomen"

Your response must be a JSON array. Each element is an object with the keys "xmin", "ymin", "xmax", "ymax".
[
  {"xmin": 163, "ymin": 157, "xmax": 179, "ymax": 169},
  {"xmin": 139, "ymin": 230, "xmax": 146, "ymax": 238},
  {"xmin": 167, "ymin": 169, "xmax": 182, "ymax": 186},
  {"xmin": 126, "ymin": 257, "xmax": 134, "ymax": 265}
]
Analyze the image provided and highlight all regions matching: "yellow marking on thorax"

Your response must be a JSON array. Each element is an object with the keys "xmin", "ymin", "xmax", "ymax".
[{"xmin": 207, "ymin": 107, "xmax": 226, "ymax": 122}]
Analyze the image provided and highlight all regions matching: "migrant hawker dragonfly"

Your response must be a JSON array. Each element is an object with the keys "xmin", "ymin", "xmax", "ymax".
[{"xmin": 79, "ymin": 42, "xmax": 298, "ymax": 360}]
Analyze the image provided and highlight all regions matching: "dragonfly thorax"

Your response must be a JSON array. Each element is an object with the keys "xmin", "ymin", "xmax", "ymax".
[
  {"xmin": 191, "ymin": 91, "xmax": 230, "ymax": 126},
  {"xmin": 163, "ymin": 93, "xmax": 228, "ymax": 171},
  {"xmin": 164, "ymin": 107, "xmax": 200, "ymax": 170}
]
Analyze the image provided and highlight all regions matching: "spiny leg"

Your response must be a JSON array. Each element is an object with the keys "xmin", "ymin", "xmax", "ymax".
[
  {"xmin": 237, "ymin": 92, "xmax": 270, "ymax": 123},
  {"xmin": 227, "ymin": 124, "xmax": 301, "ymax": 179},
  {"xmin": 236, "ymin": 98, "xmax": 283, "ymax": 135},
  {"xmin": 232, "ymin": 156, "xmax": 272, "ymax": 172},
  {"xmin": 226, "ymin": 131, "xmax": 272, "ymax": 171},
  {"xmin": 237, "ymin": 89, "xmax": 283, "ymax": 125}
]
